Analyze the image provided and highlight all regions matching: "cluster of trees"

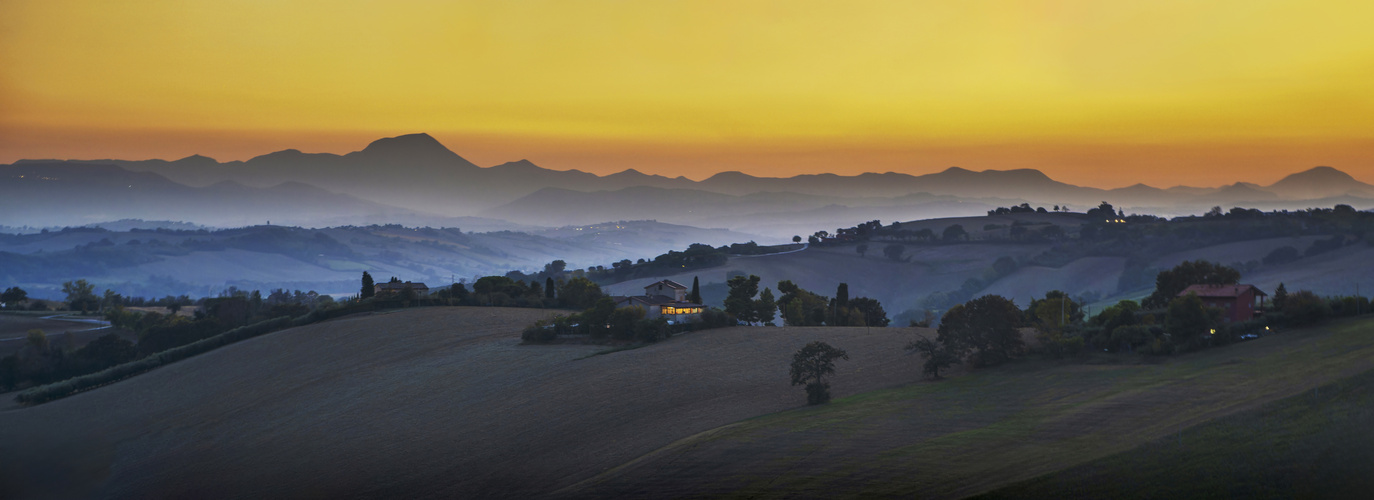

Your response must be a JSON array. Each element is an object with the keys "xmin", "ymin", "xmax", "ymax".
[
  {"xmin": 0, "ymin": 330, "xmax": 138, "ymax": 391},
  {"xmin": 723, "ymin": 277, "xmax": 890, "ymax": 327},
  {"xmin": 905, "ymin": 257, "xmax": 1374, "ymax": 381},
  {"xmin": 521, "ymin": 298, "xmax": 734, "ymax": 345},
  {"xmin": 0, "ymin": 279, "xmax": 351, "ymax": 393},
  {"xmin": 987, "ymin": 203, "xmax": 1049, "ymax": 215},
  {"xmin": 571, "ymin": 242, "xmax": 798, "ymax": 285}
]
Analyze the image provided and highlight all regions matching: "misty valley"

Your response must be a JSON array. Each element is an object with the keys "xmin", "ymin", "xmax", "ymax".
[{"xmin": 4, "ymin": 139, "xmax": 1374, "ymax": 498}]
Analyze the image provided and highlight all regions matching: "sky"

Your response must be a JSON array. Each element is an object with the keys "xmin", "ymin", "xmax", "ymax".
[{"xmin": 2, "ymin": 0, "xmax": 1372, "ymax": 188}]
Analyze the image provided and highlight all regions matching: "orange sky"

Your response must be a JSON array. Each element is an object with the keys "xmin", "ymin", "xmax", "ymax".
[{"xmin": 3, "ymin": 1, "xmax": 1373, "ymax": 188}]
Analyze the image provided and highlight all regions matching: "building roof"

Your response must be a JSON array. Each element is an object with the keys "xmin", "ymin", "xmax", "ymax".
[
  {"xmin": 377, "ymin": 281, "xmax": 429, "ymax": 290},
  {"xmin": 645, "ymin": 279, "xmax": 688, "ymax": 290},
  {"xmin": 1178, "ymin": 284, "xmax": 1266, "ymax": 298},
  {"xmin": 612, "ymin": 295, "xmax": 703, "ymax": 308}
]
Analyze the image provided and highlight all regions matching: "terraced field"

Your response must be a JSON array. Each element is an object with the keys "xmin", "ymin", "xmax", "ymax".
[{"xmin": 0, "ymin": 307, "xmax": 927, "ymax": 499}]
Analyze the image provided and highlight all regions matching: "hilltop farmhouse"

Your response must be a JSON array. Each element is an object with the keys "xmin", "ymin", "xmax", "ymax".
[
  {"xmin": 613, "ymin": 279, "xmax": 704, "ymax": 321},
  {"xmin": 1178, "ymin": 284, "xmax": 1267, "ymax": 323},
  {"xmin": 375, "ymin": 280, "xmax": 429, "ymax": 297}
]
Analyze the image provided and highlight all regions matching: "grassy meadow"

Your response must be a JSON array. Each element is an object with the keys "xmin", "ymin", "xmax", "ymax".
[
  {"xmin": 561, "ymin": 316, "xmax": 1374, "ymax": 499},
  {"xmin": 976, "ymin": 365, "xmax": 1374, "ymax": 499}
]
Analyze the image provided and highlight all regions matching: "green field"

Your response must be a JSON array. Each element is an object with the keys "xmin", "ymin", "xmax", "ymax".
[
  {"xmin": 561, "ymin": 316, "xmax": 1374, "ymax": 499},
  {"xmin": 976, "ymin": 366, "xmax": 1374, "ymax": 499}
]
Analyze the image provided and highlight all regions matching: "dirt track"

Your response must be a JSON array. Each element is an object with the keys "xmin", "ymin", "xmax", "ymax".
[{"xmin": 0, "ymin": 307, "xmax": 927, "ymax": 499}]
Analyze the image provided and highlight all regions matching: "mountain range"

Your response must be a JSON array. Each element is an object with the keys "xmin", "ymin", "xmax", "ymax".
[{"xmin": 7, "ymin": 133, "xmax": 1373, "ymax": 238}]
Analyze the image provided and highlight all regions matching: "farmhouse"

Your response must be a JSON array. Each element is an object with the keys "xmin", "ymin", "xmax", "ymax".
[
  {"xmin": 375, "ymin": 280, "xmax": 429, "ymax": 297},
  {"xmin": 1177, "ymin": 284, "xmax": 1267, "ymax": 323},
  {"xmin": 613, "ymin": 279, "xmax": 704, "ymax": 320}
]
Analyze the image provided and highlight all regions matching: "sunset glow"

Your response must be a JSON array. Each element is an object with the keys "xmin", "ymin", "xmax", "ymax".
[{"xmin": 3, "ymin": 0, "xmax": 1372, "ymax": 187}]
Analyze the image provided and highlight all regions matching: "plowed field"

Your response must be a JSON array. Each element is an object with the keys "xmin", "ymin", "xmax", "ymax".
[{"xmin": 0, "ymin": 307, "xmax": 928, "ymax": 499}]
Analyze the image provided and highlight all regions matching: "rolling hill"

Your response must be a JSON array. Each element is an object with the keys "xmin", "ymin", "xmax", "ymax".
[
  {"xmin": 4, "ymin": 308, "xmax": 1372, "ymax": 498},
  {"xmin": 0, "ymin": 221, "xmax": 755, "ymax": 300},
  {"xmin": 0, "ymin": 307, "xmax": 928, "ymax": 499}
]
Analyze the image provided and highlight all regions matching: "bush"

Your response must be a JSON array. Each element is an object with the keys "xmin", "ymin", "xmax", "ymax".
[
  {"xmin": 633, "ymin": 317, "xmax": 671, "ymax": 343},
  {"xmin": 1282, "ymin": 290, "xmax": 1332, "ymax": 326},
  {"xmin": 1040, "ymin": 334, "xmax": 1085, "ymax": 358},
  {"xmin": 1110, "ymin": 325, "xmax": 1156, "ymax": 352},
  {"xmin": 521, "ymin": 322, "xmax": 556, "ymax": 343},
  {"xmin": 695, "ymin": 308, "xmax": 732, "ymax": 329}
]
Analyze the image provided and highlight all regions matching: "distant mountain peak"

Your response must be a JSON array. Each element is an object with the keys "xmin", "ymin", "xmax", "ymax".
[
  {"xmin": 359, "ymin": 133, "xmax": 454, "ymax": 156},
  {"xmin": 174, "ymin": 154, "xmax": 218, "ymax": 164},
  {"xmin": 1276, "ymin": 166, "xmax": 1356, "ymax": 183}
]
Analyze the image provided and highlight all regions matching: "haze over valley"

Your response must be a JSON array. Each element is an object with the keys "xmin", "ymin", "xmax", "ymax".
[{"xmin": 5, "ymin": 2, "xmax": 1374, "ymax": 499}]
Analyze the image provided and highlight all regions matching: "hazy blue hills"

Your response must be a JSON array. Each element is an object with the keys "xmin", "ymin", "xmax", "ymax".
[
  {"xmin": 0, "ymin": 220, "xmax": 753, "ymax": 300},
  {"xmin": 9, "ymin": 133, "xmax": 1374, "ymax": 237}
]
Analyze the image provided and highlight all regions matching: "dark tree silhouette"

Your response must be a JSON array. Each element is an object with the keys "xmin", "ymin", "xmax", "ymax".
[
  {"xmin": 937, "ymin": 295, "xmax": 1024, "ymax": 367},
  {"xmin": 792, "ymin": 235, "xmax": 802, "ymax": 243},
  {"xmin": 725, "ymin": 275, "xmax": 761, "ymax": 324},
  {"xmin": 689, "ymin": 276, "xmax": 702, "ymax": 304},
  {"xmin": 883, "ymin": 244, "xmax": 906, "ymax": 261},
  {"xmin": 756, "ymin": 287, "xmax": 777, "ymax": 325},
  {"xmin": 942, "ymin": 224, "xmax": 968, "ymax": 241},
  {"xmin": 790, "ymin": 341, "xmax": 849, "ymax": 405},
  {"xmin": 906, "ymin": 337, "xmax": 960, "ymax": 379},
  {"xmin": 360, "ymin": 272, "xmax": 375, "ymax": 299},
  {"xmin": 545, "ymin": 277, "xmax": 556, "ymax": 299},
  {"xmin": 1, "ymin": 287, "xmax": 28, "ymax": 308}
]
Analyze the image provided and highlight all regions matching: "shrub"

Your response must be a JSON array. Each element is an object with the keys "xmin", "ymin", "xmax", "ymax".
[
  {"xmin": 633, "ymin": 317, "xmax": 671, "ymax": 343},
  {"xmin": 1109, "ymin": 325, "xmax": 1156, "ymax": 352},
  {"xmin": 521, "ymin": 322, "xmax": 556, "ymax": 343},
  {"xmin": 695, "ymin": 308, "xmax": 732, "ymax": 329},
  {"xmin": 1282, "ymin": 290, "xmax": 1332, "ymax": 326}
]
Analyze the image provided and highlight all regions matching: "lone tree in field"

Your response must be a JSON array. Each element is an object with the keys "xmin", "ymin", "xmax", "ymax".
[
  {"xmin": 906, "ymin": 337, "xmax": 960, "ymax": 380},
  {"xmin": 62, "ymin": 279, "xmax": 98, "ymax": 314},
  {"xmin": 793, "ymin": 235, "xmax": 802, "ymax": 243},
  {"xmin": 937, "ymin": 294, "xmax": 1024, "ymax": 367},
  {"xmin": 883, "ymin": 244, "xmax": 906, "ymax": 262},
  {"xmin": 360, "ymin": 271, "xmax": 375, "ymax": 299},
  {"xmin": 790, "ymin": 341, "xmax": 849, "ymax": 405},
  {"xmin": 1, "ymin": 286, "xmax": 28, "ymax": 308},
  {"xmin": 942, "ymin": 224, "xmax": 968, "ymax": 241}
]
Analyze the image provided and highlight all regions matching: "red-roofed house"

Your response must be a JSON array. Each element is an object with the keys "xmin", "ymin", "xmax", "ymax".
[{"xmin": 1177, "ymin": 284, "xmax": 1267, "ymax": 323}]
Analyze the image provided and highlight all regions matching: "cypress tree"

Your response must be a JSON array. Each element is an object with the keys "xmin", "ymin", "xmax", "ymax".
[
  {"xmin": 361, "ymin": 271, "xmax": 375, "ymax": 299},
  {"xmin": 545, "ymin": 277, "xmax": 556, "ymax": 299},
  {"xmin": 836, "ymin": 283, "xmax": 849, "ymax": 307},
  {"xmin": 690, "ymin": 276, "xmax": 702, "ymax": 304}
]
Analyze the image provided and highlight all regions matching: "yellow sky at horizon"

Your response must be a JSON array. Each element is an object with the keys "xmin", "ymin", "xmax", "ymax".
[{"xmin": 3, "ymin": 0, "xmax": 1373, "ymax": 188}]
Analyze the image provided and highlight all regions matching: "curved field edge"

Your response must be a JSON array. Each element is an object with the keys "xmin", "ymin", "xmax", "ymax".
[
  {"xmin": 973, "ymin": 365, "xmax": 1374, "ymax": 500},
  {"xmin": 559, "ymin": 316, "xmax": 1374, "ymax": 500},
  {"xmin": 12, "ymin": 300, "xmax": 388, "ymax": 404}
]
